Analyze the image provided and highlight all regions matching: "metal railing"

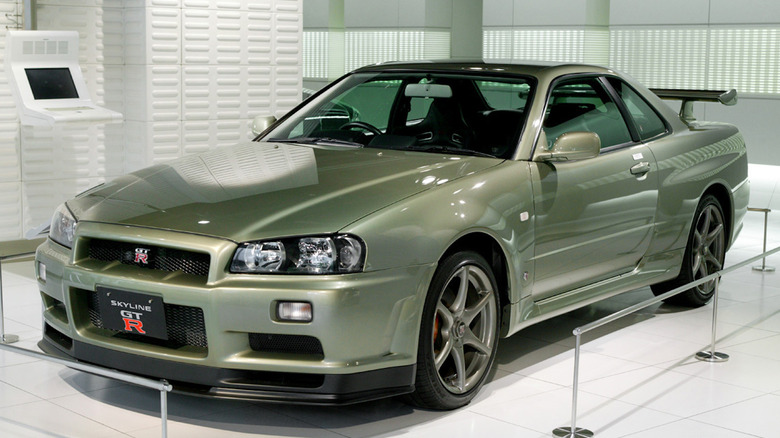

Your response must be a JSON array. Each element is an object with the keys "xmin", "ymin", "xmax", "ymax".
[
  {"xmin": 0, "ymin": 342, "xmax": 172, "ymax": 437},
  {"xmin": 0, "ymin": 241, "xmax": 42, "ymax": 344},
  {"xmin": 553, "ymin": 242, "xmax": 780, "ymax": 438},
  {"xmin": 0, "ymin": 242, "xmax": 172, "ymax": 437}
]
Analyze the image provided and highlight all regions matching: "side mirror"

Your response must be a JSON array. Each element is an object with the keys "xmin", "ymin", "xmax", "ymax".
[
  {"xmin": 536, "ymin": 131, "xmax": 600, "ymax": 162},
  {"xmin": 252, "ymin": 115, "xmax": 277, "ymax": 136}
]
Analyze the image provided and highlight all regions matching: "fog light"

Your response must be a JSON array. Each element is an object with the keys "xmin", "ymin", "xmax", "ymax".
[
  {"xmin": 38, "ymin": 262, "xmax": 46, "ymax": 282},
  {"xmin": 277, "ymin": 302, "xmax": 313, "ymax": 322}
]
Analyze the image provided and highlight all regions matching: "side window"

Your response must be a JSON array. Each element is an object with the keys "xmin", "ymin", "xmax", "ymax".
[
  {"xmin": 476, "ymin": 80, "xmax": 532, "ymax": 110},
  {"xmin": 543, "ymin": 78, "xmax": 632, "ymax": 150},
  {"xmin": 607, "ymin": 78, "xmax": 668, "ymax": 140}
]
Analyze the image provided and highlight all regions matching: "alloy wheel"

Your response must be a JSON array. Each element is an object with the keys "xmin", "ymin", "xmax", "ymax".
[
  {"xmin": 432, "ymin": 264, "xmax": 498, "ymax": 394},
  {"xmin": 691, "ymin": 203, "xmax": 726, "ymax": 295}
]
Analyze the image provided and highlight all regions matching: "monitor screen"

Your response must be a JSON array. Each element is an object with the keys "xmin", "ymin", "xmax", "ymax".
[{"xmin": 25, "ymin": 67, "xmax": 79, "ymax": 100}]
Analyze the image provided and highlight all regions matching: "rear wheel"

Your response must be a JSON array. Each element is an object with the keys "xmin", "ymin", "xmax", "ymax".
[
  {"xmin": 651, "ymin": 195, "xmax": 726, "ymax": 306},
  {"xmin": 406, "ymin": 251, "xmax": 500, "ymax": 410}
]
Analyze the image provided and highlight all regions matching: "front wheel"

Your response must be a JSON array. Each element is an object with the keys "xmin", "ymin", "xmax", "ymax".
[
  {"xmin": 406, "ymin": 251, "xmax": 500, "ymax": 410},
  {"xmin": 651, "ymin": 195, "xmax": 726, "ymax": 306}
]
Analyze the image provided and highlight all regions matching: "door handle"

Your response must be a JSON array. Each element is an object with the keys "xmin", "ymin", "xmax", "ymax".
[{"xmin": 630, "ymin": 162, "xmax": 651, "ymax": 176}]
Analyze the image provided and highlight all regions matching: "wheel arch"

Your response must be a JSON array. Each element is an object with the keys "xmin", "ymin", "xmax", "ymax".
[
  {"xmin": 439, "ymin": 232, "xmax": 512, "ymax": 322},
  {"xmin": 702, "ymin": 183, "xmax": 733, "ymax": 248}
]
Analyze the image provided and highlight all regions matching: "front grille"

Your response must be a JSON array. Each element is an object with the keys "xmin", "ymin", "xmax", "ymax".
[
  {"xmin": 87, "ymin": 291, "xmax": 208, "ymax": 349},
  {"xmin": 86, "ymin": 238, "xmax": 210, "ymax": 277},
  {"xmin": 249, "ymin": 333, "xmax": 324, "ymax": 357}
]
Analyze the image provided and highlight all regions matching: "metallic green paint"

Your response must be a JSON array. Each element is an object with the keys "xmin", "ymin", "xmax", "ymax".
[
  {"xmin": 68, "ymin": 143, "xmax": 499, "ymax": 244},
  {"xmin": 36, "ymin": 62, "xmax": 749, "ymax": 405}
]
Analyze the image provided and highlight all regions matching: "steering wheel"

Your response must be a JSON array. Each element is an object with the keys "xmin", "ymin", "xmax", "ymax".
[{"xmin": 340, "ymin": 121, "xmax": 382, "ymax": 136}]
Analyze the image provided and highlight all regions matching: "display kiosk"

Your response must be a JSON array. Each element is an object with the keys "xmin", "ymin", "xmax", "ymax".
[{"xmin": 5, "ymin": 30, "xmax": 123, "ymax": 126}]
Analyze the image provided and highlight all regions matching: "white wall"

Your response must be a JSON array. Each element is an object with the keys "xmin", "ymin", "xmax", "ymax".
[
  {"xmin": 611, "ymin": 0, "xmax": 780, "ymax": 166},
  {"xmin": 482, "ymin": 0, "xmax": 610, "ymax": 65},
  {"xmin": 0, "ymin": 0, "xmax": 303, "ymax": 241},
  {"xmin": 303, "ymin": 0, "xmax": 481, "ymax": 91},
  {"xmin": 0, "ymin": 0, "xmax": 23, "ymax": 241},
  {"xmin": 481, "ymin": 0, "xmax": 780, "ymax": 167}
]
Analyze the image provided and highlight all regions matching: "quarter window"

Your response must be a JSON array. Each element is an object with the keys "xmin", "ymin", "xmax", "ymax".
[{"xmin": 607, "ymin": 78, "xmax": 668, "ymax": 141}]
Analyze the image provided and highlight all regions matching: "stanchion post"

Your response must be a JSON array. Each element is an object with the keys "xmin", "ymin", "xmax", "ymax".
[
  {"xmin": 750, "ymin": 208, "xmax": 774, "ymax": 272},
  {"xmin": 695, "ymin": 276, "xmax": 729, "ymax": 363},
  {"xmin": 553, "ymin": 331, "xmax": 593, "ymax": 438},
  {"xmin": 0, "ymin": 259, "xmax": 20, "ymax": 344},
  {"xmin": 160, "ymin": 380, "xmax": 170, "ymax": 438}
]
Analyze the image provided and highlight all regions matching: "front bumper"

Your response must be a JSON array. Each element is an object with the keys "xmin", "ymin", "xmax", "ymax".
[
  {"xmin": 36, "ymin": 222, "xmax": 434, "ymax": 404},
  {"xmin": 39, "ymin": 337, "xmax": 415, "ymax": 404}
]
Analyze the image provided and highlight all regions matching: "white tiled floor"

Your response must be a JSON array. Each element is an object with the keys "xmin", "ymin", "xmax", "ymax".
[{"xmin": 0, "ymin": 163, "xmax": 778, "ymax": 437}]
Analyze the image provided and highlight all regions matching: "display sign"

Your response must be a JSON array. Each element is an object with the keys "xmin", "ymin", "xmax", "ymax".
[
  {"xmin": 4, "ymin": 30, "xmax": 123, "ymax": 125},
  {"xmin": 25, "ymin": 68, "xmax": 79, "ymax": 100}
]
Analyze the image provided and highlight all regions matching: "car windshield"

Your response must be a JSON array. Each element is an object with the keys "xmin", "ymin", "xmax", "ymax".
[{"xmin": 263, "ymin": 71, "xmax": 535, "ymax": 159}]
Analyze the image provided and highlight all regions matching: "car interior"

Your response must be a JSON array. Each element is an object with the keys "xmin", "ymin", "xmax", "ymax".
[{"xmin": 281, "ymin": 75, "xmax": 534, "ymax": 159}]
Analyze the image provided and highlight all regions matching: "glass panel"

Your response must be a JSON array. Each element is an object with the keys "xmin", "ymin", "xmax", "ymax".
[
  {"xmin": 265, "ymin": 71, "xmax": 535, "ymax": 159},
  {"xmin": 476, "ymin": 80, "xmax": 532, "ymax": 110},
  {"xmin": 543, "ymin": 77, "xmax": 632, "ymax": 150},
  {"xmin": 608, "ymin": 78, "xmax": 667, "ymax": 140}
]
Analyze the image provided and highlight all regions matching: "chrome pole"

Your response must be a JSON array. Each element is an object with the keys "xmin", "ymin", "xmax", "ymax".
[
  {"xmin": 0, "ymin": 260, "xmax": 20, "ymax": 344},
  {"xmin": 553, "ymin": 331, "xmax": 593, "ymax": 438},
  {"xmin": 160, "ymin": 381, "xmax": 169, "ymax": 438},
  {"xmin": 695, "ymin": 276, "xmax": 729, "ymax": 362},
  {"xmin": 751, "ymin": 208, "xmax": 775, "ymax": 272}
]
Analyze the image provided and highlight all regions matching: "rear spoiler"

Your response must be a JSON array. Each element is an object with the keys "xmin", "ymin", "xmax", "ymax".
[{"xmin": 650, "ymin": 88, "xmax": 738, "ymax": 122}]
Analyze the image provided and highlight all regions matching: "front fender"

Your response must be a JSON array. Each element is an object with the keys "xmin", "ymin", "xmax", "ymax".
[{"xmin": 343, "ymin": 161, "xmax": 535, "ymax": 305}]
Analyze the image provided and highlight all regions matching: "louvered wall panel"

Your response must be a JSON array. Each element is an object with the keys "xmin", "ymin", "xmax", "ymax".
[
  {"xmin": 182, "ymin": 119, "xmax": 249, "ymax": 155},
  {"xmin": 0, "ymin": 63, "xmax": 18, "ymax": 125},
  {"xmin": 21, "ymin": 124, "xmax": 113, "ymax": 181},
  {"xmin": 182, "ymin": 66, "xmax": 251, "ymax": 120},
  {"xmin": 36, "ymin": 3, "xmax": 124, "ymax": 66},
  {"xmin": 124, "ymin": 121, "xmax": 183, "ymax": 172},
  {"xmin": 81, "ymin": 64, "xmax": 124, "ymax": 111},
  {"xmin": 177, "ymin": 1, "xmax": 301, "ymax": 149},
  {"xmin": 0, "ymin": 6, "xmax": 20, "ymax": 127},
  {"xmin": 0, "ymin": 182, "xmax": 22, "ymax": 241},
  {"xmin": 0, "ymin": 0, "xmax": 301, "ymax": 239},
  {"xmin": 23, "ymin": 177, "xmax": 104, "ymax": 233},
  {"xmin": 124, "ymin": 65, "xmax": 182, "ymax": 123},
  {"xmin": 1, "ymin": 3, "xmax": 25, "ymax": 239},
  {"xmin": 15, "ymin": 1, "xmax": 125, "ymax": 240},
  {"xmin": 125, "ymin": 6, "xmax": 181, "ymax": 66},
  {"xmin": 272, "ymin": 9, "xmax": 302, "ymax": 116},
  {"xmin": 0, "ymin": 123, "xmax": 20, "ymax": 183}
]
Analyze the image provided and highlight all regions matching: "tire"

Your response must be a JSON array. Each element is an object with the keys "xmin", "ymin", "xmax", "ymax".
[
  {"xmin": 406, "ymin": 251, "xmax": 500, "ymax": 410},
  {"xmin": 651, "ymin": 195, "xmax": 726, "ymax": 307}
]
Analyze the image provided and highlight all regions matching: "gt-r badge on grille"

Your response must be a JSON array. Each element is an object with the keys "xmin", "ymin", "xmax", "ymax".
[{"xmin": 134, "ymin": 248, "xmax": 150, "ymax": 264}]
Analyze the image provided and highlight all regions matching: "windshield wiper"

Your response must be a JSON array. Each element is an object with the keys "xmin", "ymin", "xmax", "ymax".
[
  {"xmin": 405, "ymin": 145, "xmax": 497, "ymax": 159},
  {"xmin": 266, "ymin": 137, "xmax": 364, "ymax": 147}
]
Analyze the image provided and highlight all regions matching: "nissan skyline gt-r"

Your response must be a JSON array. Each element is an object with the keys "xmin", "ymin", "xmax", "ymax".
[{"xmin": 36, "ymin": 61, "xmax": 748, "ymax": 410}]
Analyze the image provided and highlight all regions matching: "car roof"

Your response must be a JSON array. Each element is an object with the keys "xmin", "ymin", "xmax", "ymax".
[{"xmin": 351, "ymin": 60, "xmax": 616, "ymax": 80}]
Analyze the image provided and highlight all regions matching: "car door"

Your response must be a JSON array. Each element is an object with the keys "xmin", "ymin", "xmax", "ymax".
[{"xmin": 530, "ymin": 76, "xmax": 659, "ymax": 301}]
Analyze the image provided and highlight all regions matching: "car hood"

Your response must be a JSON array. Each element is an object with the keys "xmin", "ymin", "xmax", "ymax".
[{"xmin": 69, "ymin": 141, "xmax": 499, "ymax": 242}]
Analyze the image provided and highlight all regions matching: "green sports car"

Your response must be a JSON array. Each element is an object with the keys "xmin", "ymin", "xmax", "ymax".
[{"xmin": 36, "ymin": 61, "xmax": 748, "ymax": 410}]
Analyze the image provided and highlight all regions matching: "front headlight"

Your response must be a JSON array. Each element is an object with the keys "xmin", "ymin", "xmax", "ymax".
[
  {"xmin": 230, "ymin": 235, "xmax": 365, "ymax": 274},
  {"xmin": 49, "ymin": 203, "xmax": 77, "ymax": 249}
]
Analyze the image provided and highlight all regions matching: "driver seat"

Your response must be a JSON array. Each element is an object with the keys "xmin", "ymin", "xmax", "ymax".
[{"xmin": 400, "ymin": 97, "xmax": 475, "ymax": 148}]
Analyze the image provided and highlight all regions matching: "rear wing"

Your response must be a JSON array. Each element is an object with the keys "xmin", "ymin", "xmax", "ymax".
[{"xmin": 650, "ymin": 88, "xmax": 738, "ymax": 122}]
